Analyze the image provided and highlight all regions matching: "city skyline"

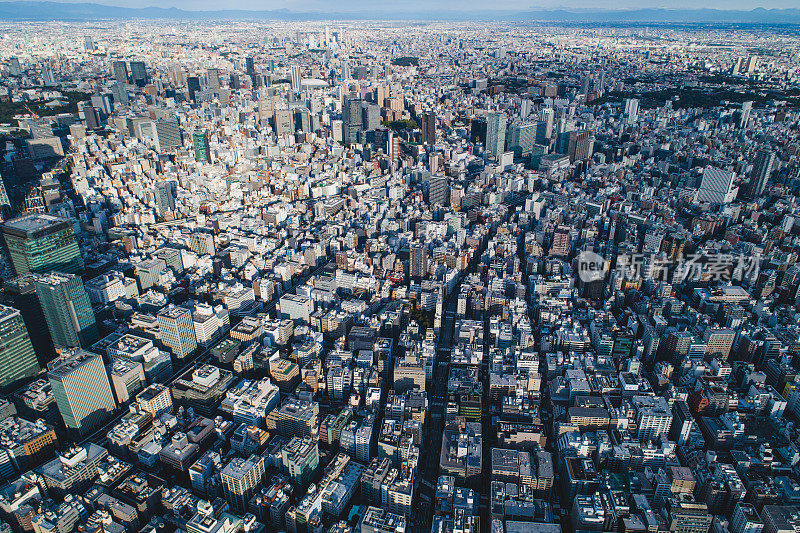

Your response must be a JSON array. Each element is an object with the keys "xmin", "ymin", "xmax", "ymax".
[
  {"xmin": 0, "ymin": 9, "xmax": 796, "ymax": 533},
  {"xmin": 0, "ymin": 0, "xmax": 800, "ymax": 17}
]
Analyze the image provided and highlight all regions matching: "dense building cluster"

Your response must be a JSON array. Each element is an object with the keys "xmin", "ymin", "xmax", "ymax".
[{"xmin": 0, "ymin": 16, "xmax": 795, "ymax": 533}]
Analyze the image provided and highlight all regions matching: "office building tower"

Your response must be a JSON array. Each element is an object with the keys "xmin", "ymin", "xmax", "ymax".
[
  {"xmin": 0, "ymin": 304, "xmax": 39, "ymax": 389},
  {"xmin": 129, "ymin": 61, "xmax": 147, "ymax": 87},
  {"xmin": 362, "ymin": 104, "xmax": 380, "ymax": 132},
  {"xmin": 37, "ymin": 443, "xmax": 108, "ymax": 497},
  {"xmin": 749, "ymin": 150, "xmax": 776, "ymax": 197},
  {"xmin": 154, "ymin": 181, "xmax": 176, "ymax": 218},
  {"xmin": 157, "ymin": 305, "xmax": 197, "ymax": 360},
  {"xmin": 739, "ymin": 101, "xmax": 752, "ymax": 129},
  {"xmin": 187, "ymin": 76, "xmax": 201, "ymax": 102},
  {"xmin": 193, "ymin": 131, "xmax": 211, "ymax": 163},
  {"xmin": 761, "ymin": 506, "xmax": 800, "ymax": 533},
  {"xmin": 422, "ymin": 111, "xmax": 436, "ymax": 146},
  {"xmin": 539, "ymin": 108, "xmax": 555, "ymax": 140},
  {"xmin": 429, "ymin": 176, "xmax": 449, "ymax": 206},
  {"xmin": 47, "ymin": 349, "xmax": 116, "ymax": 435},
  {"xmin": 273, "ymin": 109, "xmax": 292, "ymax": 136},
  {"xmin": 90, "ymin": 94, "xmax": 111, "ymax": 117},
  {"xmin": 549, "ymin": 225, "xmax": 571, "ymax": 258},
  {"xmin": 8, "ymin": 57, "xmax": 21, "ymax": 76},
  {"xmin": 470, "ymin": 118, "xmax": 487, "ymax": 145},
  {"xmin": 82, "ymin": 104, "xmax": 101, "ymax": 130},
  {"xmin": 294, "ymin": 107, "xmax": 312, "ymax": 133},
  {"xmin": 624, "ymin": 98, "xmax": 639, "ymax": 124},
  {"xmin": 506, "ymin": 122, "xmax": 536, "ymax": 158},
  {"xmin": 410, "ymin": 244, "xmax": 428, "ymax": 278},
  {"xmin": 732, "ymin": 503, "xmax": 763, "ymax": 533},
  {"xmin": 696, "ymin": 166, "xmax": 738, "ymax": 205},
  {"xmin": 206, "ymin": 68, "xmax": 221, "ymax": 90},
  {"xmin": 343, "ymin": 96, "xmax": 362, "ymax": 145},
  {"xmin": 112, "ymin": 61, "xmax": 128, "ymax": 84},
  {"xmin": 41, "ymin": 66, "xmax": 55, "ymax": 86},
  {"xmin": 33, "ymin": 273, "xmax": 98, "ymax": 349},
  {"xmin": 83, "ymin": 36, "xmax": 94, "ymax": 52},
  {"xmin": 279, "ymin": 294, "xmax": 313, "ymax": 326},
  {"xmin": 281, "ymin": 437, "xmax": 319, "ymax": 489},
  {"xmin": 222, "ymin": 454, "xmax": 265, "ymax": 511},
  {"xmin": 1, "ymin": 214, "xmax": 84, "ymax": 276},
  {"xmin": 189, "ymin": 232, "xmax": 215, "ymax": 256},
  {"xmin": 633, "ymin": 395, "xmax": 673, "ymax": 444},
  {"xmin": 520, "ymin": 98, "xmax": 531, "ymax": 118},
  {"xmin": 568, "ymin": 129, "xmax": 591, "ymax": 163},
  {"xmin": 3, "ymin": 275, "xmax": 54, "ymax": 365},
  {"xmin": 271, "ymin": 399, "xmax": 318, "ymax": 439},
  {"xmin": 245, "ymin": 57, "xmax": 255, "ymax": 75},
  {"xmin": 111, "ymin": 82, "xmax": 129, "ymax": 106},
  {"xmin": 109, "ymin": 358, "xmax": 145, "ymax": 404},
  {"xmin": 486, "ymin": 112, "xmax": 507, "ymax": 159},
  {"xmin": 0, "ymin": 178, "xmax": 9, "ymax": 220},
  {"xmin": 155, "ymin": 117, "xmax": 181, "ymax": 151},
  {"xmin": 291, "ymin": 65, "xmax": 302, "ymax": 93}
]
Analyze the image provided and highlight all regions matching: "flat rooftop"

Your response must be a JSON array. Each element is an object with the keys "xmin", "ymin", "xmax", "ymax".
[{"xmin": 2, "ymin": 214, "xmax": 70, "ymax": 238}]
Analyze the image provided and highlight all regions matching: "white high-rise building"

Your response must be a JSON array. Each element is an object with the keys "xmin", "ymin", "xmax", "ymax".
[
  {"xmin": 633, "ymin": 395, "xmax": 672, "ymax": 444},
  {"xmin": 291, "ymin": 65, "xmax": 302, "ymax": 93}
]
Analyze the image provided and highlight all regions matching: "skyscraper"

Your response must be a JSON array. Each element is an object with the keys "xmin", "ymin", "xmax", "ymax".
[
  {"xmin": 567, "ymin": 130, "xmax": 591, "ymax": 163},
  {"xmin": 111, "ymin": 82, "xmax": 129, "ymax": 106},
  {"xmin": 749, "ymin": 150, "xmax": 776, "ymax": 198},
  {"xmin": 129, "ymin": 61, "xmax": 147, "ymax": 87},
  {"xmin": 154, "ymin": 181, "xmax": 176, "ymax": 218},
  {"xmin": 623, "ymin": 98, "xmax": 639, "ymax": 125},
  {"xmin": 0, "ymin": 304, "xmax": 39, "ymax": 389},
  {"xmin": 47, "ymin": 349, "xmax": 116, "ymax": 435},
  {"xmin": 155, "ymin": 117, "xmax": 181, "ymax": 151},
  {"xmin": 3, "ymin": 275, "xmax": 54, "ymax": 365},
  {"xmin": 429, "ymin": 176, "xmax": 449, "ymax": 206},
  {"xmin": 157, "ymin": 305, "xmax": 197, "ymax": 360},
  {"xmin": 506, "ymin": 122, "xmax": 536, "ymax": 158},
  {"xmin": 193, "ymin": 131, "xmax": 211, "ymax": 163},
  {"xmin": 187, "ymin": 76, "xmax": 201, "ymax": 102},
  {"xmin": 486, "ymin": 112, "xmax": 507, "ymax": 159},
  {"xmin": 291, "ymin": 65, "xmax": 302, "ymax": 93},
  {"xmin": 343, "ymin": 96, "xmax": 362, "ymax": 145},
  {"xmin": 362, "ymin": 104, "xmax": 380, "ymax": 132},
  {"xmin": 422, "ymin": 111, "xmax": 436, "ymax": 146},
  {"xmin": 112, "ymin": 61, "xmax": 128, "ymax": 85},
  {"xmin": 410, "ymin": 243, "xmax": 428, "ymax": 279},
  {"xmin": 206, "ymin": 68, "xmax": 221, "ymax": 90},
  {"xmin": 33, "ymin": 272, "xmax": 98, "ymax": 349},
  {"xmin": 1, "ymin": 214, "xmax": 84, "ymax": 276},
  {"xmin": 739, "ymin": 101, "xmax": 752, "ymax": 129}
]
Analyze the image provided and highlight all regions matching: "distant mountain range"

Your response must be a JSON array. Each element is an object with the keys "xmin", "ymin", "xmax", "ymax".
[{"xmin": 0, "ymin": 1, "xmax": 799, "ymax": 23}]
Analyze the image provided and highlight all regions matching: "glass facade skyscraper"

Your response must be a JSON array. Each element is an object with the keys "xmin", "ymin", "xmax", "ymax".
[
  {"xmin": 1, "ymin": 214, "xmax": 84, "ymax": 276},
  {"xmin": 0, "ymin": 304, "xmax": 39, "ymax": 389},
  {"xmin": 47, "ymin": 349, "xmax": 116, "ymax": 435},
  {"xmin": 33, "ymin": 272, "xmax": 98, "ymax": 349}
]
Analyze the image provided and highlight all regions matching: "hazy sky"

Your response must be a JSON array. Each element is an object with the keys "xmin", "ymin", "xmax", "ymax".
[{"xmin": 19, "ymin": 0, "xmax": 800, "ymax": 11}]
